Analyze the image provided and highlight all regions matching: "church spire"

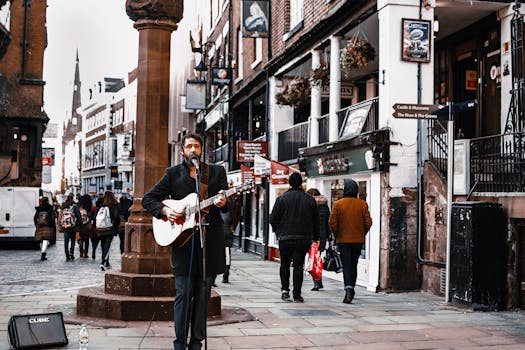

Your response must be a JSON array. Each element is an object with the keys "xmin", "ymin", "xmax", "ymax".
[{"xmin": 72, "ymin": 48, "xmax": 82, "ymax": 129}]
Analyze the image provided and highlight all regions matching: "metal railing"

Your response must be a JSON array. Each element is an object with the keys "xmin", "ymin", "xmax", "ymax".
[
  {"xmin": 427, "ymin": 120, "xmax": 449, "ymax": 179},
  {"xmin": 278, "ymin": 97, "xmax": 379, "ymax": 161},
  {"xmin": 277, "ymin": 121, "xmax": 309, "ymax": 161},
  {"xmin": 470, "ymin": 132, "xmax": 525, "ymax": 192}
]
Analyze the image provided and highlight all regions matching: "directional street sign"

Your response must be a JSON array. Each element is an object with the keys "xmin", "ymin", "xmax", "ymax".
[{"xmin": 392, "ymin": 103, "xmax": 439, "ymax": 119}]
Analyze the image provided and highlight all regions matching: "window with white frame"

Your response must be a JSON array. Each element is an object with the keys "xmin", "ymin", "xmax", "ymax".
[
  {"xmin": 236, "ymin": 27, "xmax": 243, "ymax": 81},
  {"xmin": 252, "ymin": 38, "xmax": 262, "ymax": 67},
  {"xmin": 290, "ymin": 0, "xmax": 303, "ymax": 30}
]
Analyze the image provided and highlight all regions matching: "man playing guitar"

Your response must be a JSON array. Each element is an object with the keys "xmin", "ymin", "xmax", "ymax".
[{"xmin": 142, "ymin": 133, "xmax": 227, "ymax": 350}]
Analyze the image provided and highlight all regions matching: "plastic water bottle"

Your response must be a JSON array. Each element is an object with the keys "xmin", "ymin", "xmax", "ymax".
[{"xmin": 78, "ymin": 324, "xmax": 89, "ymax": 350}]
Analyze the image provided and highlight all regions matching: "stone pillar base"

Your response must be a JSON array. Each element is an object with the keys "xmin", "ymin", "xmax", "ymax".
[{"xmin": 77, "ymin": 286, "xmax": 221, "ymax": 321}]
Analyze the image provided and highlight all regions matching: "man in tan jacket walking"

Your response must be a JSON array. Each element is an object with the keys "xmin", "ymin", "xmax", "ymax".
[{"xmin": 329, "ymin": 179, "xmax": 372, "ymax": 303}]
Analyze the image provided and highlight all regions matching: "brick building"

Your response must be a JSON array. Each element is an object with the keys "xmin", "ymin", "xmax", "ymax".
[{"xmin": 0, "ymin": 0, "xmax": 48, "ymax": 187}]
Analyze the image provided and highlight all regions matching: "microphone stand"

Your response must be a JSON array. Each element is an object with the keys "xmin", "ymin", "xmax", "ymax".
[{"xmin": 193, "ymin": 164, "xmax": 208, "ymax": 350}]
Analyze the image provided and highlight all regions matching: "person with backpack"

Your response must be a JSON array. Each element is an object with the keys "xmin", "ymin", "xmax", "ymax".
[
  {"xmin": 59, "ymin": 193, "xmax": 80, "ymax": 261},
  {"xmin": 77, "ymin": 194, "xmax": 94, "ymax": 258},
  {"xmin": 33, "ymin": 196, "xmax": 56, "ymax": 261},
  {"xmin": 96, "ymin": 191, "xmax": 120, "ymax": 271}
]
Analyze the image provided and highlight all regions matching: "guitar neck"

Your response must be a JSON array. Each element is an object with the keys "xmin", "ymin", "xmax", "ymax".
[{"xmin": 187, "ymin": 187, "xmax": 238, "ymax": 215}]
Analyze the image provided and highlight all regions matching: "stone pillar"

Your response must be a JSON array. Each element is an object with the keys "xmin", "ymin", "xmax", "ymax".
[
  {"xmin": 329, "ymin": 36, "xmax": 342, "ymax": 142},
  {"xmin": 77, "ymin": 1, "xmax": 222, "ymax": 320},
  {"xmin": 310, "ymin": 49, "xmax": 322, "ymax": 147}
]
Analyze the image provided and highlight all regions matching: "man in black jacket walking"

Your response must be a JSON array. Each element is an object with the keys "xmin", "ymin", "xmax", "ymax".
[
  {"xmin": 142, "ymin": 133, "xmax": 227, "ymax": 350},
  {"xmin": 270, "ymin": 172, "xmax": 319, "ymax": 302}
]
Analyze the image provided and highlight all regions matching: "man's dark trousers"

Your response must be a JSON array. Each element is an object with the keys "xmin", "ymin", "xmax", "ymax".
[
  {"xmin": 173, "ymin": 275, "xmax": 213, "ymax": 350},
  {"xmin": 279, "ymin": 239, "xmax": 310, "ymax": 298}
]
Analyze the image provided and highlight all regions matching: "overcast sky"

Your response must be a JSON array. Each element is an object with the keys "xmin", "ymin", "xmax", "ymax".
[{"xmin": 43, "ymin": 0, "xmax": 138, "ymax": 126}]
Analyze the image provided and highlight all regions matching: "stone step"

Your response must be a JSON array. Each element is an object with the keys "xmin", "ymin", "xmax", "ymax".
[
  {"xmin": 77, "ymin": 286, "xmax": 221, "ymax": 321},
  {"xmin": 104, "ymin": 271, "xmax": 175, "ymax": 296}
]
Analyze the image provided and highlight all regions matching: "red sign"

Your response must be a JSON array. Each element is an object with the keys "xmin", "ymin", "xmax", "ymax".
[
  {"xmin": 241, "ymin": 164, "xmax": 254, "ymax": 184},
  {"xmin": 237, "ymin": 141, "xmax": 268, "ymax": 162},
  {"xmin": 42, "ymin": 157, "xmax": 52, "ymax": 166},
  {"xmin": 271, "ymin": 161, "xmax": 289, "ymax": 185}
]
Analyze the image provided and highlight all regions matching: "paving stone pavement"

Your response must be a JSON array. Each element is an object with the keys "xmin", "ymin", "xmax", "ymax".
[{"xmin": 0, "ymin": 246, "xmax": 524, "ymax": 349}]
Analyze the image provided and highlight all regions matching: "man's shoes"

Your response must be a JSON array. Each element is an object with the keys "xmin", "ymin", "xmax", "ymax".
[
  {"xmin": 222, "ymin": 277, "xmax": 229, "ymax": 283},
  {"xmin": 40, "ymin": 252, "xmax": 47, "ymax": 261},
  {"xmin": 66, "ymin": 256, "xmax": 70, "ymax": 262},
  {"xmin": 100, "ymin": 264, "xmax": 105, "ymax": 271},
  {"xmin": 69, "ymin": 255, "xmax": 75, "ymax": 260},
  {"xmin": 293, "ymin": 296, "xmax": 304, "ymax": 303},
  {"xmin": 281, "ymin": 291, "xmax": 291, "ymax": 302},
  {"xmin": 318, "ymin": 281, "xmax": 324, "ymax": 289},
  {"xmin": 343, "ymin": 288, "xmax": 355, "ymax": 304}
]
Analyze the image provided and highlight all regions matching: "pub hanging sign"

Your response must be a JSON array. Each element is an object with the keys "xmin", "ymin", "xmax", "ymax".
[
  {"xmin": 211, "ymin": 67, "xmax": 232, "ymax": 86},
  {"xmin": 316, "ymin": 154, "xmax": 349, "ymax": 175}
]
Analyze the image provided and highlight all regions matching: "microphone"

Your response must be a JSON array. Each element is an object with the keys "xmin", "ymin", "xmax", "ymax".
[{"xmin": 189, "ymin": 155, "xmax": 200, "ymax": 170}]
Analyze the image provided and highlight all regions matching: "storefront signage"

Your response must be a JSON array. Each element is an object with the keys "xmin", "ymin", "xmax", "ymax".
[
  {"xmin": 339, "ymin": 102, "xmax": 372, "ymax": 139},
  {"xmin": 241, "ymin": 164, "xmax": 254, "ymax": 184},
  {"xmin": 253, "ymin": 154, "xmax": 271, "ymax": 176},
  {"xmin": 237, "ymin": 140, "xmax": 268, "ymax": 162},
  {"xmin": 185, "ymin": 80, "xmax": 206, "ymax": 110},
  {"xmin": 42, "ymin": 147, "xmax": 55, "ymax": 166},
  {"xmin": 110, "ymin": 166, "xmax": 118, "ymax": 178},
  {"xmin": 271, "ymin": 161, "xmax": 289, "ymax": 185},
  {"xmin": 392, "ymin": 103, "xmax": 439, "ymax": 119},
  {"xmin": 211, "ymin": 67, "xmax": 232, "ymax": 86},
  {"xmin": 402, "ymin": 18, "xmax": 431, "ymax": 63},
  {"xmin": 316, "ymin": 154, "xmax": 349, "ymax": 175}
]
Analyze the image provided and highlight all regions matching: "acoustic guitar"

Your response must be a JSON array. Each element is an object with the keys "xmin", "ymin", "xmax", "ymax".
[{"xmin": 152, "ymin": 182, "xmax": 252, "ymax": 247}]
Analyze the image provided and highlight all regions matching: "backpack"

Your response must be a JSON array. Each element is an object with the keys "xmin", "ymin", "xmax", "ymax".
[
  {"xmin": 59, "ymin": 207, "xmax": 77, "ymax": 229},
  {"xmin": 96, "ymin": 206, "xmax": 113, "ymax": 230},
  {"xmin": 79, "ymin": 207, "xmax": 90, "ymax": 225},
  {"xmin": 37, "ymin": 211, "xmax": 50, "ymax": 226}
]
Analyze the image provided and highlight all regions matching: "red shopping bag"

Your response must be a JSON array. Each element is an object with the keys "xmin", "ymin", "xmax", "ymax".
[{"xmin": 305, "ymin": 242, "xmax": 322, "ymax": 281}]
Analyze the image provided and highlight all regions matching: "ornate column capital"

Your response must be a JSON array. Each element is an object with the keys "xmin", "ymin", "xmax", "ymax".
[{"xmin": 125, "ymin": 0, "xmax": 183, "ymax": 23}]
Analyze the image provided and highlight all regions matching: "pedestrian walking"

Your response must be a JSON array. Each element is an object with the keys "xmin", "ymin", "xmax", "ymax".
[
  {"xmin": 142, "ymin": 133, "xmax": 228, "ymax": 350},
  {"xmin": 118, "ymin": 193, "xmax": 133, "ymax": 254},
  {"xmin": 77, "ymin": 194, "xmax": 94, "ymax": 258},
  {"xmin": 270, "ymin": 172, "xmax": 319, "ymax": 303},
  {"xmin": 58, "ymin": 193, "xmax": 80, "ymax": 261},
  {"xmin": 33, "ymin": 196, "xmax": 56, "ymax": 261},
  {"xmin": 219, "ymin": 180, "xmax": 241, "ymax": 283},
  {"xmin": 306, "ymin": 188, "xmax": 332, "ymax": 291},
  {"xmin": 90, "ymin": 194, "xmax": 104, "ymax": 260},
  {"xmin": 329, "ymin": 178, "xmax": 372, "ymax": 304},
  {"xmin": 95, "ymin": 191, "xmax": 120, "ymax": 271}
]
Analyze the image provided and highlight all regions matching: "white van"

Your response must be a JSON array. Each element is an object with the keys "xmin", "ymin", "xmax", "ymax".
[{"xmin": 0, "ymin": 187, "xmax": 56, "ymax": 245}]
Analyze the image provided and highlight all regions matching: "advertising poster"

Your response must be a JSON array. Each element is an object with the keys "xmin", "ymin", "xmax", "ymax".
[{"xmin": 402, "ymin": 19, "xmax": 431, "ymax": 63}]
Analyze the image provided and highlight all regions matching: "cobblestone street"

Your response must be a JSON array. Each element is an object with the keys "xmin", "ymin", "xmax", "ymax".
[{"xmin": 0, "ymin": 236, "xmax": 121, "ymax": 296}]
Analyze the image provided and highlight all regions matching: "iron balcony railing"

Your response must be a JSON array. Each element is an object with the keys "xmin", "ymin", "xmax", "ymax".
[
  {"xmin": 470, "ymin": 132, "xmax": 525, "ymax": 192},
  {"xmin": 278, "ymin": 97, "xmax": 379, "ymax": 162},
  {"xmin": 428, "ymin": 123, "xmax": 525, "ymax": 192},
  {"xmin": 278, "ymin": 121, "xmax": 309, "ymax": 162}
]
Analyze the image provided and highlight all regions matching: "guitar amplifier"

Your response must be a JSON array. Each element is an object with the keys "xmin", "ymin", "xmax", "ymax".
[{"xmin": 8, "ymin": 312, "xmax": 68, "ymax": 349}]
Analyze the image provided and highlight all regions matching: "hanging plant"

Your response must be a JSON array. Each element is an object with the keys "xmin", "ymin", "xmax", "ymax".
[
  {"xmin": 275, "ymin": 77, "xmax": 311, "ymax": 107},
  {"xmin": 340, "ymin": 36, "xmax": 376, "ymax": 78},
  {"xmin": 310, "ymin": 60, "xmax": 330, "ymax": 87}
]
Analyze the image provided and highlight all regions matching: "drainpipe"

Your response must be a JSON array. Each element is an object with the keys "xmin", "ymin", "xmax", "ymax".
[
  {"xmin": 19, "ymin": 0, "xmax": 44, "ymax": 86},
  {"xmin": 416, "ymin": 0, "xmax": 445, "ymax": 268},
  {"xmin": 263, "ymin": 0, "xmax": 272, "ymax": 260}
]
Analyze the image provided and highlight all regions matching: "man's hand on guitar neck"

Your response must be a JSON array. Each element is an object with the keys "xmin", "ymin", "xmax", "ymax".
[
  {"xmin": 214, "ymin": 190, "xmax": 227, "ymax": 208},
  {"xmin": 161, "ymin": 206, "xmax": 184, "ymax": 224}
]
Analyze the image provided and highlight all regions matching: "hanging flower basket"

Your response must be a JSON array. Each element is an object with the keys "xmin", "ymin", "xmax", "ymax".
[
  {"xmin": 340, "ymin": 38, "xmax": 376, "ymax": 78},
  {"xmin": 275, "ymin": 77, "xmax": 311, "ymax": 107},
  {"xmin": 310, "ymin": 60, "xmax": 329, "ymax": 87}
]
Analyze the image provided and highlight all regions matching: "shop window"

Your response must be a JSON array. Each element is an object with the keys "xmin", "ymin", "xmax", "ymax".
[{"xmin": 434, "ymin": 48, "xmax": 449, "ymax": 104}]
